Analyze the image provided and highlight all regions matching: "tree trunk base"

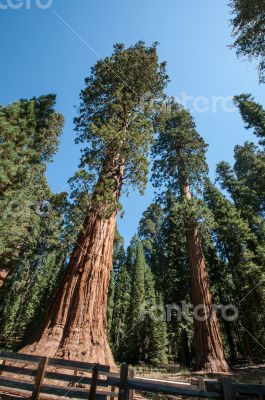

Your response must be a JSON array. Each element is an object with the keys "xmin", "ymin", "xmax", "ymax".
[
  {"xmin": 19, "ymin": 325, "xmax": 117, "ymax": 372},
  {"xmin": 197, "ymin": 357, "xmax": 229, "ymax": 373}
]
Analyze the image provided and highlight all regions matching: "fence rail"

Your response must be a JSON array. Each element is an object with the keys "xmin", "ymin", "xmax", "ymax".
[{"xmin": 0, "ymin": 351, "xmax": 264, "ymax": 400}]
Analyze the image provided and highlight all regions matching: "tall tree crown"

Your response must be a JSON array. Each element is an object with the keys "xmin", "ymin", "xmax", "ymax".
[
  {"xmin": 234, "ymin": 94, "xmax": 265, "ymax": 145},
  {"xmin": 74, "ymin": 42, "xmax": 168, "ymax": 197},
  {"xmin": 230, "ymin": 0, "xmax": 265, "ymax": 83},
  {"xmin": 152, "ymin": 100, "xmax": 208, "ymax": 194}
]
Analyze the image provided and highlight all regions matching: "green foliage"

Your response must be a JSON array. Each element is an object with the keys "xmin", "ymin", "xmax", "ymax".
[
  {"xmin": 126, "ymin": 241, "xmax": 146, "ymax": 363},
  {"xmin": 234, "ymin": 94, "xmax": 265, "ymax": 145},
  {"xmin": 75, "ymin": 42, "xmax": 168, "ymax": 216},
  {"xmin": 204, "ymin": 180, "xmax": 265, "ymax": 359},
  {"xmin": 0, "ymin": 95, "xmax": 68, "ymax": 349},
  {"xmin": 142, "ymin": 266, "xmax": 168, "ymax": 365},
  {"xmin": 230, "ymin": 0, "xmax": 265, "ymax": 83},
  {"xmin": 138, "ymin": 202, "xmax": 164, "ymax": 267},
  {"xmin": 152, "ymin": 99, "xmax": 208, "ymax": 196},
  {"xmin": 214, "ymin": 93, "xmax": 265, "ymax": 360},
  {"xmin": 108, "ymin": 229, "xmax": 126, "ymax": 343},
  {"xmin": 112, "ymin": 230, "xmax": 126, "ymax": 277},
  {"xmin": 111, "ymin": 240, "xmax": 168, "ymax": 365},
  {"xmin": 1, "ymin": 41, "xmax": 265, "ymax": 369},
  {"xmin": 110, "ymin": 263, "xmax": 131, "ymax": 360},
  {"xmin": 0, "ymin": 95, "xmax": 64, "ymax": 273}
]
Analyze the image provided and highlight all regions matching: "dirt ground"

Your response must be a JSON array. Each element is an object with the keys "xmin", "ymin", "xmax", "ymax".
[{"xmin": 134, "ymin": 363, "xmax": 265, "ymax": 385}]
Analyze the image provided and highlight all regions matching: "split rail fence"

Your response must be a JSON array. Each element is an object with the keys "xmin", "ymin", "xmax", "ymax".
[{"xmin": 0, "ymin": 351, "xmax": 264, "ymax": 400}]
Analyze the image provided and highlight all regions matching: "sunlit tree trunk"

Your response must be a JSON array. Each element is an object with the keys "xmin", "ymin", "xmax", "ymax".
[
  {"xmin": 20, "ymin": 159, "xmax": 124, "ymax": 371},
  {"xmin": 180, "ymin": 176, "xmax": 229, "ymax": 373}
]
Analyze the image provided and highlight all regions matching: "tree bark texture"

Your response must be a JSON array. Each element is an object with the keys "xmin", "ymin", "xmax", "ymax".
[
  {"xmin": 19, "ymin": 159, "xmax": 124, "ymax": 371},
  {"xmin": 181, "ymin": 177, "xmax": 229, "ymax": 373}
]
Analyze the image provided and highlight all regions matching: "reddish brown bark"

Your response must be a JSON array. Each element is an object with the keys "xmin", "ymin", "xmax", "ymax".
[
  {"xmin": 181, "ymin": 179, "xmax": 229, "ymax": 373},
  {"xmin": 19, "ymin": 160, "xmax": 124, "ymax": 371},
  {"xmin": 0, "ymin": 269, "xmax": 8, "ymax": 289}
]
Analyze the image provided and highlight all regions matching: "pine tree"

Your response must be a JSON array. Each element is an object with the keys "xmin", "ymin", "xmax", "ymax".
[
  {"xmin": 110, "ymin": 263, "xmax": 131, "ymax": 361},
  {"xmin": 108, "ymin": 230, "xmax": 126, "ymax": 343},
  {"xmin": 142, "ymin": 265, "xmax": 168, "ymax": 365},
  {"xmin": 214, "ymin": 94, "xmax": 265, "ymax": 360},
  {"xmin": 125, "ymin": 240, "xmax": 168, "ymax": 365},
  {"xmin": 152, "ymin": 99, "xmax": 229, "ymax": 372},
  {"xmin": 138, "ymin": 197, "xmax": 192, "ymax": 366},
  {"xmin": 204, "ymin": 180, "xmax": 265, "ymax": 360},
  {"xmin": 126, "ymin": 241, "xmax": 146, "ymax": 363}
]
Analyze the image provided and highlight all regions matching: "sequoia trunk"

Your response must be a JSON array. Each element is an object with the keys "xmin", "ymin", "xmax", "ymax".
[
  {"xmin": 19, "ymin": 161, "xmax": 124, "ymax": 371},
  {"xmin": 181, "ymin": 178, "xmax": 229, "ymax": 373}
]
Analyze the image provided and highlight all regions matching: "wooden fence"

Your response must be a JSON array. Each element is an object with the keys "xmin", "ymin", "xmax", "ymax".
[{"xmin": 0, "ymin": 351, "xmax": 264, "ymax": 400}]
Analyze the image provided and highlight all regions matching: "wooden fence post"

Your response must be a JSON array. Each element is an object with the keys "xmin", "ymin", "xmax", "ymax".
[
  {"xmin": 110, "ymin": 384, "xmax": 116, "ymax": 400},
  {"xmin": 118, "ymin": 363, "xmax": 129, "ymax": 400},
  {"xmin": 88, "ymin": 363, "xmax": 99, "ymax": 400},
  {"xmin": 221, "ymin": 377, "xmax": 234, "ymax": 400},
  {"xmin": 128, "ymin": 368, "xmax": 134, "ymax": 400},
  {"xmin": 0, "ymin": 360, "xmax": 5, "ymax": 376},
  {"xmin": 31, "ymin": 356, "xmax": 48, "ymax": 400}
]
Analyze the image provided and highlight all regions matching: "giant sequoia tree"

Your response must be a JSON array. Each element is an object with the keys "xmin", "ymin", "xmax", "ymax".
[
  {"xmin": 20, "ymin": 42, "xmax": 168, "ymax": 368},
  {"xmin": 152, "ymin": 100, "xmax": 229, "ymax": 372}
]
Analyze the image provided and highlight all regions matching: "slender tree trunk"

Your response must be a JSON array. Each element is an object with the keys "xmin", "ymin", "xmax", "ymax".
[
  {"xmin": 180, "ymin": 329, "xmax": 190, "ymax": 367},
  {"xmin": 216, "ymin": 287, "xmax": 237, "ymax": 364},
  {"xmin": 19, "ymin": 160, "xmax": 124, "ymax": 371},
  {"xmin": 223, "ymin": 319, "xmax": 237, "ymax": 364},
  {"xmin": 180, "ymin": 177, "xmax": 229, "ymax": 373}
]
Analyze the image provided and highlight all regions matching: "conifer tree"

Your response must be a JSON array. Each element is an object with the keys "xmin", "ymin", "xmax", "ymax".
[
  {"xmin": 112, "ymin": 230, "xmax": 126, "ymax": 278},
  {"xmin": 126, "ymin": 241, "xmax": 146, "ymax": 363},
  {"xmin": 160, "ymin": 194, "xmax": 192, "ymax": 366},
  {"xmin": 234, "ymin": 94, "xmax": 265, "ymax": 145},
  {"xmin": 108, "ymin": 230, "xmax": 126, "ymax": 344},
  {"xmin": 217, "ymin": 94, "xmax": 265, "ymax": 263},
  {"xmin": 138, "ymin": 197, "xmax": 192, "ymax": 366},
  {"xmin": 138, "ymin": 203, "xmax": 164, "ymax": 270},
  {"xmin": 0, "ymin": 95, "xmax": 67, "ymax": 348},
  {"xmin": 152, "ymin": 99, "xmax": 229, "ymax": 372},
  {"xmin": 0, "ymin": 182, "xmax": 68, "ymax": 349},
  {"xmin": 142, "ymin": 264, "xmax": 168, "ymax": 365},
  {"xmin": 230, "ymin": 0, "xmax": 265, "ymax": 83},
  {"xmin": 204, "ymin": 180, "xmax": 265, "ymax": 359},
  {"xmin": 0, "ymin": 95, "xmax": 64, "ymax": 288},
  {"xmin": 19, "ymin": 42, "xmax": 168, "ymax": 368},
  {"xmin": 110, "ymin": 263, "xmax": 131, "ymax": 361},
  {"xmin": 214, "ymin": 94, "xmax": 265, "ymax": 359},
  {"xmin": 126, "ymin": 234, "xmax": 141, "ymax": 272},
  {"xmin": 125, "ymin": 240, "xmax": 168, "ymax": 365}
]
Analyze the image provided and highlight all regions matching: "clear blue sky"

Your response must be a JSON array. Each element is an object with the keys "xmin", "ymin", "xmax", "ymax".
[{"xmin": 1, "ymin": 0, "xmax": 264, "ymax": 247}]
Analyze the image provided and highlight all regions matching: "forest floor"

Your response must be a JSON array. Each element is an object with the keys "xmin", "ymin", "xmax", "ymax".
[
  {"xmin": 132, "ymin": 363, "xmax": 265, "ymax": 400},
  {"xmin": 134, "ymin": 363, "xmax": 265, "ymax": 384}
]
